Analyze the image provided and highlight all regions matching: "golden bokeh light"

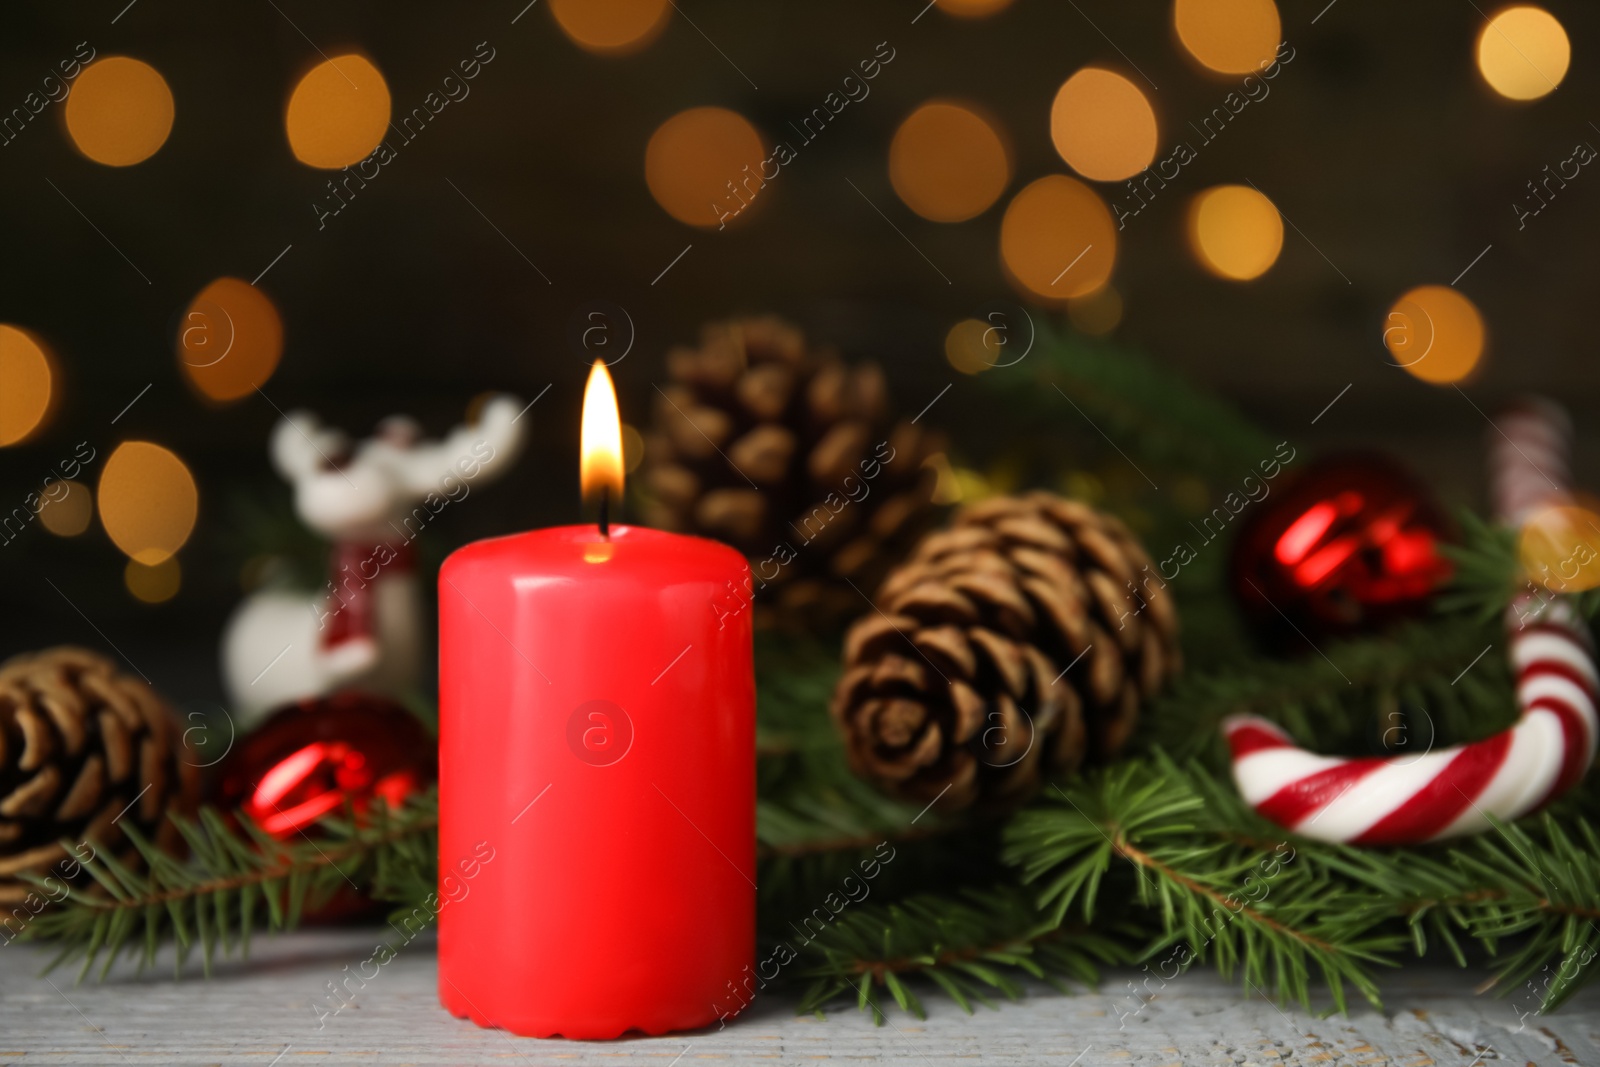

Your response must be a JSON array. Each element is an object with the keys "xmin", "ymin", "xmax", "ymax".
[
  {"xmin": 923, "ymin": 452, "xmax": 965, "ymax": 505},
  {"xmin": 285, "ymin": 55, "xmax": 391, "ymax": 169},
  {"xmin": 550, "ymin": 0, "xmax": 670, "ymax": 54},
  {"xmin": 944, "ymin": 318, "xmax": 998, "ymax": 375},
  {"xmin": 125, "ymin": 556, "xmax": 182, "ymax": 604},
  {"xmin": 39, "ymin": 481, "xmax": 93, "ymax": 537},
  {"xmin": 1187, "ymin": 185, "xmax": 1284, "ymax": 280},
  {"xmin": 1520, "ymin": 504, "xmax": 1600, "ymax": 592},
  {"xmin": 1383, "ymin": 285, "xmax": 1487, "ymax": 385},
  {"xmin": 178, "ymin": 277, "xmax": 284, "ymax": 402},
  {"xmin": 98, "ymin": 442, "xmax": 199, "ymax": 565},
  {"xmin": 63, "ymin": 57, "xmax": 174, "ymax": 166},
  {"xmin": 646, "ymin": 107, "xmax": 766, "ymax": 228},
  {"xmin": 890, "ymin": 101, "xmax": 1011, "ymax": 222},
  {"xmin": 1000, "ymin": 175, "xmax": 1117, "ymax": 300},
  {"xmin": 1174, "ymin": 0, "xmax": 1282, "ymax": 75},
  {"xmin": 934, "ymin": 0, "xmax": 1014, "ymax": 17},
  {"xmin": 1068, "ymin": 285, "xmax": 1124, "ymax": 336},
  {"xmin": 1050, "ymin": 68, "xmax": 1157, "ymax": 182},
  {"xmin": 1477, "ymin": 6, "xmax": 1569, "ymax": 101},
  {"xmin": 0, "ymin": 325, "xmax": 55, "ymax": 447}
]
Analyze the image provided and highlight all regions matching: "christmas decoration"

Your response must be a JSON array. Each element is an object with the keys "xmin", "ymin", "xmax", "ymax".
[
  {"xmin": 438, "ymin": 359, "xmax": 756, "ymax": 1040},
  {"xmin": 0, "ymin": 647, "xmax": 198, "ymax": 911},
  {"xmin": 20, "ymin": 336, "xmax": 1600, "ymax": 1029},
  {"xmin": 831, "ymin": 490, "xmax": 1180, "ymax": 810},
  {"xmin": 1230, "ymin": 453, "xmax": 1452, "ymax": 640},
  {"xmin": 215, "ymin": 691, "xmax": 434, "ymax": 839},
  {"xmin": 220, "ymin": 395, "xmax": 528, "ymax": 720},
  {"xmin": 641, "ymin": 316, "xmax": 943, "ymax": 628},
  {"xmin": 1225, "ymin": 400, "xmax": 1597, "ymax": 845}
]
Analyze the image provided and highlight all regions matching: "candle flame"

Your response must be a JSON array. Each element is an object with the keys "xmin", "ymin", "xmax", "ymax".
[{"xmin": 580, "ymin": 359, "xmax": 624, "ymax": 504}]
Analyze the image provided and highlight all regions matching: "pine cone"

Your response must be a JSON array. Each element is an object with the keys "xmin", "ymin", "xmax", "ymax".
[
  {"xmin": 641, "ymin": 316, "xmax": 942, "ymax": 628},
  {"xmin": 0, "ymin": 647, "xmax": 199, "ymax": 915},
  {"xmin": 831, "ymin": 492, "xmax": 1181, "ymax": 811}
]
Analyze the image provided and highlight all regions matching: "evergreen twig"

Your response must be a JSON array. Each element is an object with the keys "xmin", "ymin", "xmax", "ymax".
[
  {"xmin": 1436, "ymin": 508, "xmax": 1600, "ymax": 622},
  {"xmin": 791, "ymin": 885, "xmax": 1132, "ymax": 1023},
  {"xmin": 16, "ymin": 790, "xmax": 438, "ymax": 981},
  {"xmin": 1005, "ymin": 756, "xmax": 1404, "ymax": 1013},
  {"xmin": 1146, "ymin": 613, "xmax": 1510, "ymax": 762},
  {"xmin": 985, "ymin": 326, "xmax": 1279, "ymax": 485}
]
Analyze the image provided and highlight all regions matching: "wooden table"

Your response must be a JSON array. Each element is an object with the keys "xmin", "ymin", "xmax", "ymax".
[{"xmin": 2, "ymin": 929, "xmax": 1595, "ymax": 1065}]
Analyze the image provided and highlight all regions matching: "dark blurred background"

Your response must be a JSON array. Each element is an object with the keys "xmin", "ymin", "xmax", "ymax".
[{"xmin": 3, "ymin": 0, "xmax": 1597, "ymax": 707}]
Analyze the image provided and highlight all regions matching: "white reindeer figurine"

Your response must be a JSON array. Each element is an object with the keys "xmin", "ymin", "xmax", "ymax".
[{"xmin": 222, "ymin": 396, "xmax": 527, "ymax": 721}]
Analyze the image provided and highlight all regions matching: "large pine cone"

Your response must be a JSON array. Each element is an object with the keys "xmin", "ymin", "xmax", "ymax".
[
  {"xmin": 0, "ymin": 648, "xmax": 199, "ymax": 914},
  {"xmin": 641, "ymin": 316, "xmax": 942, "ymax": 627},
  {"xmin": 831, "ymin": 492, "xmax": 1181, "ymax": 811}
]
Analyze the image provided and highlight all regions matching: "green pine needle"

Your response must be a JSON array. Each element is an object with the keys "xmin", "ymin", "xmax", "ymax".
[
  {"xmin": 1005, "ymin": 756, "xmax": 1404, "ymax": 1014},
  {"xmin": 790, "ymin": 884, "xmax": 1132, "ymax": 1024},
  {"xmin": 15, "ymin": 789, "xmax": 438, "ymax": 981}
]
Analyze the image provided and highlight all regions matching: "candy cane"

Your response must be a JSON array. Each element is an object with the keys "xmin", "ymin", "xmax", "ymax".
[{"xmin": 1223, "ymin": 400, "xmax": 1598, "ymax": 845}]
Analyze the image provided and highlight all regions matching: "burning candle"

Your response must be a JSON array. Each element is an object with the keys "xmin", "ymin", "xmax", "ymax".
[{"xmin": 437, "ymin": 360, "xmax": 756, "ymax": 1039}]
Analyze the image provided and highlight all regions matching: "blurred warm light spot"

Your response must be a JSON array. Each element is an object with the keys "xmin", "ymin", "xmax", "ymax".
[
  {"xmin": 1520, "ymin": 504, "xmax": 1600, "ymax": 592},
  {"xmin": 99, "ymin": 442, "xmax": 199, "ymax": 565},
  {"xmin": 944, "ymin": 318, "xmax": 996, "ymax": 375},
  {"xmin": 1174, "ymin": 0, "xmax": 1282, "ymax": 75},
  {"xmin": 621, "ymin": 423, "xmax": 646, "ymax": 474},
  {"xmin": 178, "ymin": 277, "xmax": 284, "ymax": 402},
  {"xmin": 935, "ymin": 0, "xmax": 1013, "ymax": 15},
  {"xmin": 286, "ymin": 55, "xmax": 391, "ymax": 169},
  {"xmin": 0, "ymin": 326, "xmax": 55, "ymax": 446},
  {"xmin": 1050, "ymin": 68, "xmax": 1157, "ymax": 182},
  {"xmin": 63, "ymin": 57, "xmax": 174, "ymax": 166},
  {"xmin": 550, "ymin": 0, "xmax": 670, "ymax": 54},
  {"xmin": 923, "ymin": 453, "xmax": 965, "ymax": 505},
  {"xmin": 1384, "ymin": 285, "xmax": 1486, "ymax": 385},
  {"xmin": 646, "ymin": 107, "xmax": 766, "ymax": 228},
  {"xmin": 999, "ymin": 175, "xmax": 1117, "ymax": 300},
  {"xmin": 1478, "ymin": 6, "xmax": 1569, "ymax": 100},
  {"xmin": 889, "ymin": 101, "xmax": 1010, "ymax": 222},
  {"xmin": 956, "ymin": 466, "xmax": 997, "ymax": 503},
  {"xmin": 1187, "ymin": 185, "xmax": 1283, "ymax": 280},
  {"xmin": 126, "ymin": 556, "xmax": 182, "ymax": 604},
  {"xmin": 1068, "ymin": 285, "xmax": 1124, "ymax": 336},
  {"xmin": 39, "ymin": 481, "xmax": 93, "ymax": 537}
]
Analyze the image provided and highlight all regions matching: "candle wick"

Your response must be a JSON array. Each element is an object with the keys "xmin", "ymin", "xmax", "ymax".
[{"xmin": 599, "ymin": 487, "xmax": 610, "ymax": 541}]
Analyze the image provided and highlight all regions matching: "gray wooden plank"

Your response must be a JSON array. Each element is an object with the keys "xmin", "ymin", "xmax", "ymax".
[{"xmin": 1, "ymin": 929, "xmax": 1596, "ymax": 1065}]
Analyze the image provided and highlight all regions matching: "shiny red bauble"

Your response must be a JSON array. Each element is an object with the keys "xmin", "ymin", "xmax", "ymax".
[
  {"xmin": 215, "ymin": 691, "xmax": 435, "ymax": 839},
  {"xmin": 1230, "ymin": 454, "xmax": 1452, "ymax": 641}
]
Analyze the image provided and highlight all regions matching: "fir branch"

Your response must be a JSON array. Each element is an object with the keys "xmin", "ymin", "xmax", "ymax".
[
  {"xmin": 748, "ymin": 633, "xmax": 985, "ymax": 908},
  {"xmin": 1146, "ymin": 613, "xmax": 1511, "ymax": 763},
  {"xmin": 1326, "ymin": 813, "xmax": 1600, "ymax": 1014},
  {"xmin": 791, "ymin": 885, "xmax": 1132, "ymax": 1024},
  {"xmin": 983, "ymin": 325, "xmax": 1280, "ymax": 486},
  {"xmin": 1436, "ymin": 508, "xmax": 1600, "ymax": 622},
  {"xmin": 17, "ymin": 790, "xmax": 438, "ymax": 981},
  {"xmin": 1004, "ymin": 757, "xmax": 1406, "ymax": 1013}
]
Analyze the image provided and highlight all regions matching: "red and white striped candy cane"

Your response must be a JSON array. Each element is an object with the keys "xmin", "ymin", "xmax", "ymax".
[{"xmin": 1224, "ymin": 400, "xmax": 1598, "ymax": 845}]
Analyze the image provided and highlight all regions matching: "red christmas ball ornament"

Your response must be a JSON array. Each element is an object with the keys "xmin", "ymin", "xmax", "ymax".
[
  {"xmin": 216, "ymin": 691, "xmax": 435, "ymax": 839},
  {"xmin": 1230, "ymin": 454, "xmax": 1452, "ymax": 640}
]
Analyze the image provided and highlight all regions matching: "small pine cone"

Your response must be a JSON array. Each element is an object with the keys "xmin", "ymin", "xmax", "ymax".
[
  {"xmin": 831, "ymin": 492, "xmax": 1181, "ymax": 811},
  {"xmin": 641, "ymin": 316, "xmax": 943, "ymax": 628},
  {"xmin": 0, "ymin": 648, "xmax": 199, "ymax": 917}
]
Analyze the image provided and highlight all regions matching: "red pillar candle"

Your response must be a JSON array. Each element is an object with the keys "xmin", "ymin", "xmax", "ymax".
[{"xmin": 437, "ymin": 362, "xmax": 755, "ymax": 1039}]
